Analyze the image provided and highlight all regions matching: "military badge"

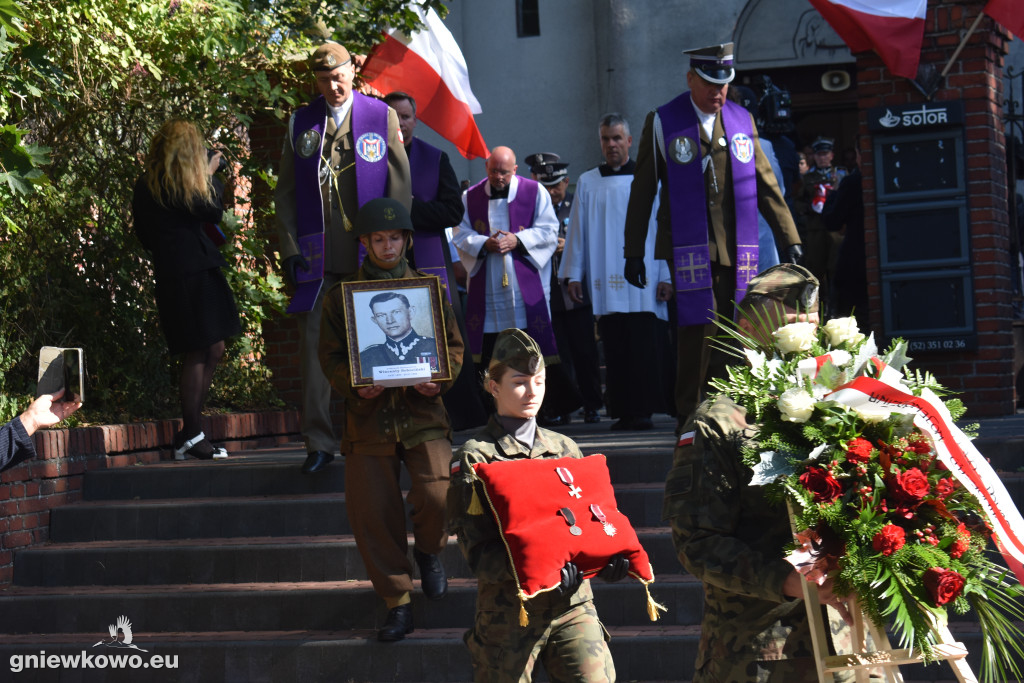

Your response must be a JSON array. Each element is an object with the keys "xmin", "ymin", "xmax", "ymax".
[
  {"xmin": 355, "ymin": 132, "xmax": 386, "ymax": 163},
  {"xmin": 669, "ymin": 135, "xmax": 696, "ymax": 165},
  {"xmin": 730, "ymin": 133, "xmax": 754, "ymax": 164},
  {"xmin": 556, "ymin": 467, "xmax": 583, "ymax": 499},
  {"xmin": 297, "ymin": 130, "xmax": 322, "ymax": 159}
]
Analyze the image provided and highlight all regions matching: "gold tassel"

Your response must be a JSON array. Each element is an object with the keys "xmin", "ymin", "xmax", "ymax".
[
  {"xmin": 519, "ymin": 599, "xmax": 529, "ymax": 627},
  {"xmin": 467, "ymin": 487, "xmax": 484, "ymax": 516},
  {"xmin": 644, "ymin": 583, "xmax": 667, "ymax": 622}
]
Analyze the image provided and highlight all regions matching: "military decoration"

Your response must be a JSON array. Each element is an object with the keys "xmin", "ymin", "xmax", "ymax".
[
  {"xmin": 730, "ymin": 133, "xmax": 754, "ymax": 164},
  {"xmin": 669, "ymin": 135, "xmax": 696, "ymax": 165},
  {"xmin": 558, "ymin": 507, "xmax": 582, "ymax": 536},
  {"xmin": 297, "ymin": 130, "xmax": 322, "ymax": 159},
  {"xmin": 355, "ymin": 132, "xmax": 386, "ymax": 163},
  {"xmin": 590, "ymin": 504, "xmax": 617, "ymax": 537},
  {"xmin": 556, "ymin": 466, "xmax": 582, "ymax": 499}
]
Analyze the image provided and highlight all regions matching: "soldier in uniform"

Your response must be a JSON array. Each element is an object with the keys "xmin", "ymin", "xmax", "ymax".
[
  {"xmin": 622, "ymin": 43, "xmax": 802, "ymax": 431},
  {"xmin": 796, "ymin": 136, "xmax": 847, "ymax": 316},
  {"xmin": 359, "ymin": 291, "xmax": 441, "ymax": 372},
  {"xmin": 663, "ymin": 264, "xmax": 858, "ymax": 682},
  {"xmin": 276, "ymin": 41, "xmax": 412, "ymax": 475},
  {"xmin": 447, "ymin": 328, "xmax": 628, "ymax": 683},
  {"xmin": 319, "ymin": 198, "xmax": 462, "ymax": 642}
]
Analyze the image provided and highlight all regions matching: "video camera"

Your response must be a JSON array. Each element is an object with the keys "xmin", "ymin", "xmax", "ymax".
[{"xmin": 751, "ymin": 76, "xmax": 793, "ymax": 135}]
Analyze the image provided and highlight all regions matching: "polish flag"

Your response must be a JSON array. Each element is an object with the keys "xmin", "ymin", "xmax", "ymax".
[
  {"xmin": 362, "ymin": 5, "xmax": 489, "ymax": 160},
  {"xmin": 985, "ymin": 0, "xmax": 1024, "ymax": 42},
  {"xmin": 808, "ymin": 0, "xmax": 927, "ymax": 79}
]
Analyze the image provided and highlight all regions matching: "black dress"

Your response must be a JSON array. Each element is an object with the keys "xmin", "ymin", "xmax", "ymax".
[{"xmin": 132, "ymin": 175, "xmax": 242, "ymax": 354}]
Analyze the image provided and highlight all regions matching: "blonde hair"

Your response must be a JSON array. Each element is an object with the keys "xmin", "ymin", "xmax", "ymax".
[{"xmin": 143, "ymin": 119, "xmax": 216, "ymax": 210}]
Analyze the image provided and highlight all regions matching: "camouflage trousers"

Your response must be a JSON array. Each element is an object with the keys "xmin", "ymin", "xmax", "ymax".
[{"xmin": 464, "ymin": 600, "xmax": 615, "ymax": 683}]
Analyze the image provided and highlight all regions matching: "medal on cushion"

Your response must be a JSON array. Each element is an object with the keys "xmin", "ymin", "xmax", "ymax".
[
  {"xmin": 556, "ymin": 466, "xmax": 582, "ymax": 499},
  {"xmin": 590, "ymin": 503, "xmax": 617, "ymax": 537},
  {"xmin": 559, "ymin": 507, "xmax": 582, "ymax": 536}
]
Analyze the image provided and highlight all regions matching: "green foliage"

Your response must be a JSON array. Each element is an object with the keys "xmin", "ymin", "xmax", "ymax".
[{"xmin": 0, "ymin": 0, "xmax": 445, "ymax": 423}]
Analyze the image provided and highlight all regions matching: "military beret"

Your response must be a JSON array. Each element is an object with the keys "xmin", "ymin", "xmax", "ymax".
[
  {"xmin": 311, "ymin": 42, "xmax": 352, "ymax": 72},
  {"xmin": 352, "ymin": 197, "xmax": 413, "ymax": 237},
  {"xmin": 684, "ymin": 42, "xmax": 735, "ymax": 85},
  {"xmin": 490, "ymin": 329, "xmax": 545, "ymax": 375},
  {"xmin": 811, "ymin": 137, "xmax": 834, "ymax": 153},
  {"xmin": 744, "ymin": 263, "xmax": 819, "ymax": 313}
]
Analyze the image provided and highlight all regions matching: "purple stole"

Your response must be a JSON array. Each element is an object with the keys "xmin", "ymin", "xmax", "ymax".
[
  {"xmin": 658, "ymin": 93, "xmax": 759, "ymax": 327},
  {"xmin": 408, "ymin": 138, "xmax": 451, "ymax": 302},
  {"xmin": 464, "ymin": 177, "xmax": 557, "ymax": 359},
  {"xmin": 286, "ymin": 93, "xmax": 390, "ymax": 313}
]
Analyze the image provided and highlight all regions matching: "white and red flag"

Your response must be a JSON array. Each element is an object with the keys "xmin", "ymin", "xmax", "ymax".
[
  {"xmin": 984, "ymin": 0, "xmax": 1024, "ymax": 42},
  {"xmin": 361, "ymin": 5, "xmax": 489, "ymax": 160},
  {"xmin": 808, "ymin": 0, "xmax": 926, "ymax": 79}
]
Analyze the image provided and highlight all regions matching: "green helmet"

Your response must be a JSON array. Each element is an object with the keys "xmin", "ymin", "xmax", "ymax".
[{"xmin": 352, "ymin": 197, "xmax": 413, "ymax": 237}]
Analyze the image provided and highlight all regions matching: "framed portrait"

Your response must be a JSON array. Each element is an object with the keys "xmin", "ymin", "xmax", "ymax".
[{"xmin": 340, "ymin": 276, "xmax": 453, "ymax": 387}]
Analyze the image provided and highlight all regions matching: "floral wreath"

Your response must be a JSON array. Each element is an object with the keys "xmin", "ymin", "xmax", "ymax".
[{"xmin": 710, "ymin": 314, "xmax": 1024, "ymax": 682}]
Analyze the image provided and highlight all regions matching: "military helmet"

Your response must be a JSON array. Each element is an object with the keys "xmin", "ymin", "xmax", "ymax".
[{"xmin": 744, "ymin": 263, "xmax": 819, "ymax": 313}]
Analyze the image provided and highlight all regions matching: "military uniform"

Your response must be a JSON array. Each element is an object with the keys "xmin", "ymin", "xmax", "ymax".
[
  {"xmin": 318, "ymin": 199, "xmax": 461, "ymax": 618},
  {"xmin": 796, "ymin": 163, "xmax": 847, "ymax": 314},
  {"xmin": 448, "ymin": 416, "xmax": 615, "ymax": 683},
  {"xmin": 359, "ymin": 331, "xmax": 441, "ymax": 372},
  {"xmin": 275, "ymin": 43, "xmax": 412, "ymax": 457}
]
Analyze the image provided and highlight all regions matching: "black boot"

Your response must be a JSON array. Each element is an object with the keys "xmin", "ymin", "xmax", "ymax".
[
  {"xmin": 413, "ymin": 547, "xmax": 448, "ymax": 600},
  {"xmin": 377, "ymin": 603, "xmax": 414, "ymax": 642}
]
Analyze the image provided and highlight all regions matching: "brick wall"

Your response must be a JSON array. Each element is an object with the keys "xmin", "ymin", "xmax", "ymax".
[
  {"xmin": 0, "ymin": 410, "xmax": 300, "ymax": 587},
  {"xmin": 858, "ymin": 3, "xmax": 1014, "ymax": 417}
]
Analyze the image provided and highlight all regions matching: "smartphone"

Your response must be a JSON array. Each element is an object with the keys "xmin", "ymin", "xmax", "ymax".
[{"xmin": 37, "ymin": 347, "xmax": 85, "ymax": 404}]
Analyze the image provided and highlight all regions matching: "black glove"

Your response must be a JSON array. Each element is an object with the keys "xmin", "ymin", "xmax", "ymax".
[
  {"xmin": 624, "ymin": 257, "xmax": 647, "ymax": 289},
  {"xmin": 785, "ymin": 244, "xmax": 803, "ymax": 265},
  {"xmin": 558, "ymin": 561, "xmax": 583, "ymax": 596},
  {"xmin": 597, "ymin": 554, "xmax": 630, "ymax": 583},
  {"xmin": 282, "ymin": 254, "xmax": 311, "ymax": 287}
]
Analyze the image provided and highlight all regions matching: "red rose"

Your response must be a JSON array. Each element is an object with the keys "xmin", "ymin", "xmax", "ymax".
[
  {"xmin": 950, "ymin": 522, "xmax": 970, "ymax": 559},
  {"xmin": 872, "ymin": 524, "xmax": 906, "ymax": 556},
  {"xmin": 799, "ymin": 466, "xmax": 843, "ymax": 504},
  {"xmin": 888, "ymin": 467, "xmax": 930, "ymax": 504},
  {"xmin": 923, "ymin": 567, "xmax": 965, "ymax": 606},
  {"xmin": 845, "ymin": 437, "xmax": 873, "ymax": 464},
  {"xmin": 935, "ymin": 478, "xmax": 956, "ymax": 499},
  {"xmin": 908, "ymin": 434, "xmax": 932, "ymax": 455}
]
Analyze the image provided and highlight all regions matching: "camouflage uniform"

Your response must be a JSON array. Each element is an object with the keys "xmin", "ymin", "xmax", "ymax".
[
  {"xmin": 448, "ymin": 416, "xmax": 615, "ymax": 683},
  {"xmin": 664, "ymin": 394, "xmax": 856, "ymax": 683}
]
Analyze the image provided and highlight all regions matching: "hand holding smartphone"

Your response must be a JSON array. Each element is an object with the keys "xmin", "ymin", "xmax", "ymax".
[{"xmin": 37, "ymin": 347, "xmax": 85, "ymax": 404}]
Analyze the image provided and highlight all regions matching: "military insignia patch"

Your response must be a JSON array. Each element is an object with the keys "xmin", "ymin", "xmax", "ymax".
[
  {"xmin": 730, "ymin": 133, "xmax": 754, "ymax": 164},
  {"xmin": 669, "ymin": 135, "xmax": 696, "ymax": 164},
  {"xmin": 355, "ymin": 132, "xmax": 386, "ymax": 163},
  {"xmin": 297, "ymin": 130, "xmax": 322, "ymax": 159}
]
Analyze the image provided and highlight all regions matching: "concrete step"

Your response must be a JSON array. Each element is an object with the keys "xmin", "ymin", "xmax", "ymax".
[
  {"xmin": 79, "ymin": 444, "xmax": 675, "ymax": 502},
  {"xmin": 0, "ymin": 626, "xmax": 700, "ymax": 683},
  {"xmin": 14, "ymin": 529, "xmax": 679, "ymax": 587},
  {"xmin": 48, "ymin": 485, "xmax": 669, "ymax": 543},
  {"xmin": 0, "ymin": 575, "xmax": 702, "ymax": 634},
  {"xmin": 0, "ymin": 626, "xmax": 1003, "ymax": 683}
]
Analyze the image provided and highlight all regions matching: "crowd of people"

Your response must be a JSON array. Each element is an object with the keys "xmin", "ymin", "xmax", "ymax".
[{"xmin": 6, "ymin": 35, "xmax": 870, "ymax": 683}]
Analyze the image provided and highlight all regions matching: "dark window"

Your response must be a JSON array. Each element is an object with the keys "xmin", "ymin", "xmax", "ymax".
[{"xmin": 516, "ymin": 0, "xmax": 540, "ymax": 37}]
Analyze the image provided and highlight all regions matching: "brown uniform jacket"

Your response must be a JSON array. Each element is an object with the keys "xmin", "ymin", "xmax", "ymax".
[
  {"xmin": 318, "ymin": 263, "xmax": 464, "ymax": 456},
  {"xmin": 275, "ymin": 93, "xmax": 412, "ymax": 276},
  {"xmin": 623, "ymin": 105, "xmax": 800, "ymax": 267}
]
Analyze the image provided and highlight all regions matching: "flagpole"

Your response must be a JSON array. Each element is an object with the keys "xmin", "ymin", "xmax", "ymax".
[{"xmin": 940, "ymin": 10, "xmax": 986, "ymax": 79}]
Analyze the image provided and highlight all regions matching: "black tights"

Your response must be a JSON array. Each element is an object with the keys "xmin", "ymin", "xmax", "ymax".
[{"xmin": 180, "ymin": 340, "xmax": 226, "ymax": 440}]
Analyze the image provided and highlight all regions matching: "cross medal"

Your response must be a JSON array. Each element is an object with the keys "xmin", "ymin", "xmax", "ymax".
[
  {"xmin": 590, "ymin": 504, "xmax": 617, "ymax": 537},
  {"xmin": 556, "ymin": 467, "xmax": 582, "ymax": 499}
]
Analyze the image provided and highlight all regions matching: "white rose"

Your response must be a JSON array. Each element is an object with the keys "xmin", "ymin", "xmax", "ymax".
[
  {"xmin": 778, "ymin": 388, "xmax": 816, "ymax": 423},
  {"xmin": 774, "ymin": 322, "xmax": 817, "ymax": 355},
  {"xmin": 824, "ymin": 317, "xmax": 865, "ymax": 347},
  {"xmin": 855, "ymin": 404, "xmax": 891, "ymax": 424}
]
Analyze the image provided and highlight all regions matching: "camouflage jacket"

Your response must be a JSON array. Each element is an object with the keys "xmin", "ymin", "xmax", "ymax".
[
  {"xmin": 664, "ymin": 395, "xmax": 844, "ymax": 681},
  {"xmin": 447, "ymin": 416, "xmax": 595, "ymax": 615},
  {"xmin": 318, "ymin": 264, "xmax": 464, "ymax": 456}
]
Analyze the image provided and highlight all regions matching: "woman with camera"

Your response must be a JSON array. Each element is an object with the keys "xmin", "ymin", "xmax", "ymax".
[{"xmin": 132, "ymin": 119, "xmax": 241, "ymax": 460}]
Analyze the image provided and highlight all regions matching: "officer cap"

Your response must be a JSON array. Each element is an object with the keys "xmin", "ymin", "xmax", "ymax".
[
  {"xmin": 534, "ymin": 162, "xmax": 569, "ymax": 186},
  {"xmin": 811, "ymin": 137, "xmax": 834, "ymax": 153},
  {"xmin": 684, "ymin": 43, "xmax": 735, "ymax": 85},
  {"xmin": 524, "ymin": 152, "xmax": 560, "ymax": 168},
  {"xmin": 490, "ymin": 329, "xmax": 545, "ymax": 375},
  {"xmin": 744, "ymin": 263, "xmax": 819, "ymax": 314},
  {"xmin": 311, "ymin": 42, "xmax": 352, "ymax": 72},
  {"xmin": 352, "ymin": 197, "xmax": 413, "ymax": 237}
]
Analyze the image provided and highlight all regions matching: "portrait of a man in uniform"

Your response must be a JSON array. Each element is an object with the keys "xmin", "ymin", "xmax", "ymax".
[{"xmin": 359, "ymin": 291, "xmax": 440, "ymax": 372}]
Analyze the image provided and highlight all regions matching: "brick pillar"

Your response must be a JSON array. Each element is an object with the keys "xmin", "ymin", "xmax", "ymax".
[{"xmin": 856, "ymin": 2, "xmax": 1014, "ymax": 417}]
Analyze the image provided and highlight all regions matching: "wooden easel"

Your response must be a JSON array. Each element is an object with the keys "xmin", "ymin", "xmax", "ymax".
[{"xmin": 786, "ymin": 503, "xmax": 977, "ymax": 682}]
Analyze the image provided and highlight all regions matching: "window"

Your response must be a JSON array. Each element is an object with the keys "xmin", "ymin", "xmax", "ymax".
[{"xmin": 516, "ymin": 0, "xmax": 540, "ymax": 37}]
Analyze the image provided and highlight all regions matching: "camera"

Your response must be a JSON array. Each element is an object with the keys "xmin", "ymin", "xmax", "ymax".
[
  {"xmin": 751, "ymin": 76, "xmax": 794, "ymax": 135},
  {"xmin": 207, "ymin": 148, "xmax": 228, "ymax": 173}
]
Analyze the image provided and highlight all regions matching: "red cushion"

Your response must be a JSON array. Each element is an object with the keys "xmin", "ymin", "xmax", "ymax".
[{"xmin": 472, "ymin": 453, "xmax": 654, "ymax": 598}]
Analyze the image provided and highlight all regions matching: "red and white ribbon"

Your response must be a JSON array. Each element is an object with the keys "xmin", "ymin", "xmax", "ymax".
[
  {"xmin": 827, "ymin": 372, "xmax": 1024, "ymax": 582},
  {"xmin": 556, "ymin": 466, "xmax": 582, "ymax": 499}
]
